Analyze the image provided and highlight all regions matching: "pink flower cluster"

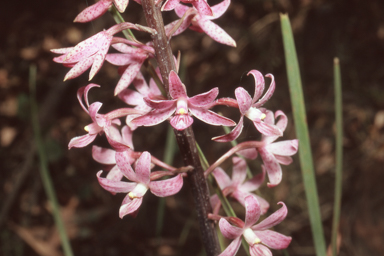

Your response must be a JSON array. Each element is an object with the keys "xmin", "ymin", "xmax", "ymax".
[{"xmin": 53, "ymin": 1, "xmax": 298, "ymax": 255}]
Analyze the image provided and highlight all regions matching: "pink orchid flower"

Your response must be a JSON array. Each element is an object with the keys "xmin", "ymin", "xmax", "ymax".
[
  {"xmin": 92, "ymin": 125, "xmax": 135, "ymax": 182},
  {"xmin": 118, "ymin": 72, "xmax": 165, "ymax": 130},
  {"xmin": 51, "ymin": 23, "xmax": 143, "ymax": 81},
  {"xmin": 131, "ymin": 71, "xmax": 236, "ymax": 130},
  {"xmin": 257, "ymin": 111, "xmax": 299, "ymax": 187},
  {"xmin": 218, "ymin": 195, "xmax": 291, "ymax": 256},
  {"xmin": 162, "ymin": 0, "xmax": 213, "ymax": 16},
  {"xmin": 210, "ymin": 157, "xmax": 269, "ymax": 215},
  {"xmin": 213, "ymin": 70, "xmax": 282, "ymax": 142},
  {"xmin": 97, "ymin": 151, "xmax": 184, "ymax": 218},
  {"xmin": 68, "ymin": 84, "xmax": 142, "ymax": 150},
  {"xmin": 105, "ymin": 43, "xmax": 155, "ymax": 95},
  {"xmin": 165, "ymin": 0, "xmax": 236, "ymax": 47}
]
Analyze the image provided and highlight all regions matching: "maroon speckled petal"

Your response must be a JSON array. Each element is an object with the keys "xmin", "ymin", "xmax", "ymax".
[
  {"xmin": 197, "ymin": 19, "xmax": 236, "ymax": 47},
  {"xmin": 189, "ymin": 107, "xmax": 235, "ymax": 126},
  {"xmin": 74, "ymin": 0, "xmax": 112, "ymax": 23},
  {"xmin": 169, "ymin": 71, "xmax": 187, "ymax": 99},
  {"xmin": 189, "ymin": 87, "xmax": 218, "ymax": 106}
]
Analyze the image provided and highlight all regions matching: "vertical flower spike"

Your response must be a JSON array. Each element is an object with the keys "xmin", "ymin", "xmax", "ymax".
[
  {"xmin": 165, "ymin": 0, "xmax": 236, "ymax": 47},
  {"xmin": 218, "ymin": 195, "xmax": 291, "ymax": 256},
  {"xmin": 131, "ymin": 71, "xmax": 235, "ymax": 130},
  {"xmin": 213, "ymin": 70, "xmax": 282, "ymax": 142},
  {"xmin": 210, "ymin": 157, "xmax": 269, "ymax": 215},
  {"xmin": 97, "ymin": 151, "xmax": 184, "ymax": 218},
  {"xmin": 257, "ymin": 111, "xmax": 299, "ymax": 187},
  {"xmin": 51, "ymin": 22, "xmax": 142, "ymax": 81}
]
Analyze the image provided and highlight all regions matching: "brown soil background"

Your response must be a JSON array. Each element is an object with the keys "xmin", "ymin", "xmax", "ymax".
[{"xmin": 1, "ymin": 0, "xmax": 384, "ymax": 255}]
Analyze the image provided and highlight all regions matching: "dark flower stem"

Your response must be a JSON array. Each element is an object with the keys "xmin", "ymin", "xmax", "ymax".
[{"xmin": 140, "ymin": 0, "xmax": 220, "ymax": 255}]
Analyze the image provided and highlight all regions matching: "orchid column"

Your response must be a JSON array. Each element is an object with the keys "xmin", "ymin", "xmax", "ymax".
[{"xmin": 140, "ymin": 0, "xmax": 220, "ymax": 254}]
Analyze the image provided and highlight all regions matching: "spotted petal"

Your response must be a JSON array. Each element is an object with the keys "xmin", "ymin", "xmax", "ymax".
[{"xmin": 150, "ymin": 174, "xmax": 183, "ymax": 197}]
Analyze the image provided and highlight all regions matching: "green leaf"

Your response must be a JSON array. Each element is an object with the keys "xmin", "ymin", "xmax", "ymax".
[{"xmin": 280, "ymin": 13, "xmax": 327, "ymax": 256}]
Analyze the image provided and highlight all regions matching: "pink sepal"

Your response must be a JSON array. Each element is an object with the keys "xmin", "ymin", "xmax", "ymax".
[
  {"xmin": 150, "ymin": 174, "xmax": 183, "ymax": 197},
  {"xmin": 68, "ymin": 134, "xmax": 96, "ymax": 149},
  {"xmin": 74, "ymin": 0, "xmax": 112, "ymax": 23},
  {"xmin": 119, "ymin": 197, "xmax": 143, "ymax": 218},
  {"xmin": 251, "ymin": 202, "xmax": 288, "ymax": 231}
]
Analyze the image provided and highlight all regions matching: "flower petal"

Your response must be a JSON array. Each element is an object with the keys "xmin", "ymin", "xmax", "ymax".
[
  {"xmin": 161, "ymin": 0, "xmax": 180, "ymax": 11},
  {"xmin": 249, "ymin": 244, "xmax": 272, "ymax": 256},
  {"xmin": 189, "ymin": 107, "xmax": 235, "ymax": 126},
  {"xmin": 170, "ymin": 114, "xmax": 194, "ymax": 130},
  {"xmin": 258, "ymin": 148, "xmax": 282, "ymax": 187},
  {"xmin": 118, "ymin": 88, "xmax": 144, "ymax": 106},
  {"xmin": 235, "ymin": 87, "xmax": 252, "ymax": 115},
  {"xmin": 74, "ymin": 0, "xmax": 112, "ymax": 23},
  {"xmin": 218, "ymin": 237, "xmax": 242, "ymax": 256},
  {"xmin": 115, "ymin": 151, "xmax": 137, "ymax": 181},
  {"xmin": 169, "ymin": 71, "xmax": 187, "ymax": 99},
  {"xmin": 113, "ymin": 0, "xmax": 129, "ymax": 13},
  {"xmin": 244, "ymin": 195, "xmax": 261, "ymax": 228},
  {"xmin": 92, "ymin": 145, "xmax": 116, "ymax": 165},
  {"xmin": 231, "ymin": 157, "xmax": 247, "ymax": 185},
  {"xmin": 68, "ymin": 134, "xmax": 96, "ymax": 149},
  {"xmin": 174, "ymin": 2, "xmax": 190, "ymax": 17},
  {"xmin": 219, "ymin": 218, "xmax": 243, "ymax": 240},
  {"xmin": 254, "ymin": 121, "xmax": 282, "ymax": 137},
  {"xmin": 240, "ymin": 166, "xmax": 265, "ymax": 192},
  {"xmin": 130, "ymin": 105, "xmax": 175, "ymax": 127},
  {"xmin": 212, "ymin": 116, "xmax": 244, "ymax": 142},
  {"xmin": 135, "ymin": 151, "xmax": 151, "ymax": 185},
  {"xmin": 64, "ymin": 55, "xmax": 94, "ymax": 80},
  {"xmin": 212, "ymin": 167, "xmax": 232, "ymax": 189},
  {"xmin": 266, "ymin": 139, "xmax": 298, "ymax": 156},
  {"xmin": 275, "ymin": 155, "xmax": 293, "ymax": 165},
  {"xmin": 106, "ymin": 165, "xmax": 124, "ymax": 181},
  {"xmin": 114, "ymin": 62, "xmax": 143, "ymax": 95},
  {"xmin": 97, "ymin": 170, "xmax": 136, "ymax": 193},
  {"xmin": 189, "ymin": 87, "xmax": 218, "ymax": 106},
  {"xmin": 253, "ymin": 74, "xmax": 275, "ymax": 108},
  {"xmin": 119, "ymin": 197, "xmax": 143, "ymax": 218},
  {"xmin": 197, "ymin": 19, "xmax": 236, "ymax": 47},
  {"xmin": 254, "ymin": 230, "xmax": 292, "ymax": 250},
  {"xmin": 150, "ymin": 174, "xmax": 183, "ymax": 197},
  {"xmin": 193, "ymin": 0, "xmax": 213, "ymax": 16},
  {"xmin": 210, "ymin": 0, "xmax": 230, "ymax": 20},
  {"xmin": 251, "ymin": 202, "xmax": 288, "ymax": 231}
]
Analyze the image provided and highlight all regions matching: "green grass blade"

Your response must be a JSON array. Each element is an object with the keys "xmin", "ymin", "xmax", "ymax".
[
  {"xmin": 29, "ymin": 65, "xmax": 74, "ymax": 256},
  {"xmin": 280, "ymin": 14, "xmax": 327, "ymax": 256},
  {"xmin": 331, "ymin": 57, "xmax": 343, "ymax": 256}
]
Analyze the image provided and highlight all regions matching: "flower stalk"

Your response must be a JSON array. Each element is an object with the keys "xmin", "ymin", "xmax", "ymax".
[{"xmin": 140, "ymin": 0, "xmax": 220, "ymax": 254}]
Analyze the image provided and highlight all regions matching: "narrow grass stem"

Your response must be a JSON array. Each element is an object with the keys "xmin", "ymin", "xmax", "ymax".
[
  {"xmin": 29, "ymin": 65, "xmax": 74, "ymax": 256},
  {"xmin": 331, "ymin": 57, "xmax": 343, "ymax": 256}
]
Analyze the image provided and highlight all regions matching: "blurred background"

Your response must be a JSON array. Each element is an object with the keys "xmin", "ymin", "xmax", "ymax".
[{"xmin": 1, "ymin": 0, "xmax": 384, "ymax": 255}]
